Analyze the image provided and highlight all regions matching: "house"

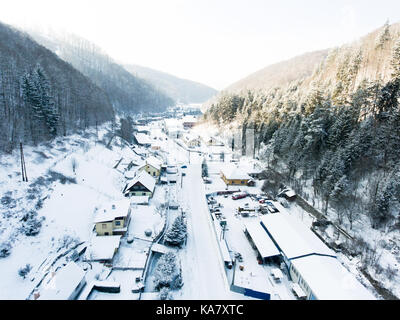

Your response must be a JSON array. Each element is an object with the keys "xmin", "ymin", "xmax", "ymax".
[
  {"xmin": 85, "ymin": 235, "xmax": 121, "ymax": 263},
  {"xmin": 204, "ymin": 136, "xmax": 224, "ymax": 146},
  {"xmin": 134, "ymin": 125, "xmax": 150, "ymax": 134},
  {"xmin": 220, "ymin": 165, "xmax": 251, "ymax": 186},
  {"xmin": 94, "ymin": 200, "xmax": 131, "ymax": 236},
  {"xmin": 37, "ymin": 262, "xmax": 86, "ymax": 300},
  {"xmin": 281, "ymin": 189, "xmax": 296, "ymax": 201},
  {"xmin": 123, "ymin": 170, "xmax": 156, "ymax": 198},
  {"xmin": 182, "ymin": 134, "xmax": 201, "ymax": 148},
  {"xmin": 182, "ymin": 115, "xmax": 197, "ymax": 129},
  {"xmin": 138, "ymin": 156, "xmax": 162, "ymax": 178},
  {"xmin": 134, "ymin": 133, "xmax": 152, "ymax": 147}
]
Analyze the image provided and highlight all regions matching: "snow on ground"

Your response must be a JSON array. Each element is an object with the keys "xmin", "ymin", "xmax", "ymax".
[{"xmin": 0, "ymin": 124, "xmax": 137, "ymax": 299}]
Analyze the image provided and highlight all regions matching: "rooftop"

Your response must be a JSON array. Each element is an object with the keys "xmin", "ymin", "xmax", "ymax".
[
  {"xmin": 244, "ymin": 220, "xmax": 280, "ymax": 259},
  {"xmin": 260, "ymin": 212, "xmax": 335, "ymax": 260},
  {"xmin": 124, "ymin": 170, "xmax": 156, "ymax": 195},
  {"xmin": 86, "ymin": 235, "xmax": 121, "ymax": 261},
  {"xmin": 94, "ymin": 199, "xmax": 131, "ymax": 223},
  {"xmin": 134, "ymin": 133, "xmax": 152, "ymax": 145},
  {"xmin": 291, "ymin": 255, "xmax": 375, "ymax": 300},
  {"xmin": 38, "ymin": 262, "xmax": 86, "ymax": 300},
  {"xmin": 220, "ymin": 165, "xmax": 251, "ymax": 181}
]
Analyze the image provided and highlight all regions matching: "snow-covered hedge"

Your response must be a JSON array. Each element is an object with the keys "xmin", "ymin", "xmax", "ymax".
[{"xmin": 153, "ymin": 252, "xmax": 183, "ymax": 290}]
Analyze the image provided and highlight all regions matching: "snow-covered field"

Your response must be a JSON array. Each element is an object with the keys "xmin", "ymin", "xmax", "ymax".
[{"xmin": 0, "ymin": 124, "xmax": 145, "ymax": 299}]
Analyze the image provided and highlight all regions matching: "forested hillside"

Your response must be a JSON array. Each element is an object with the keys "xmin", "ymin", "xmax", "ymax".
[
  {"xmin": 29, "ymin": 30, "xmax": 174, "ymax": 115},
  {"xmin": 124, "ymin": 64, "xmax": 217, "ymax": 104},
  {"xmin": 0, "ymin": 22, "xmax": 115, "ymax": 153},
  {"xmin": 204, "ymin": 22, "xmax": 400, "ymax": 233}
]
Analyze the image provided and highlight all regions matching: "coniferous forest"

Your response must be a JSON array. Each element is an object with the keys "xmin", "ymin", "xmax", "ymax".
[{"xmin": 204, "ymin": 22, "xmax": 400, "ymax": 234}]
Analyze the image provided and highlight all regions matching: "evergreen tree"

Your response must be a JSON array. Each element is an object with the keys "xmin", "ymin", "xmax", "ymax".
[{"xmin": 164, "ymin": 215, "xmax": 187, "ymax": 247}]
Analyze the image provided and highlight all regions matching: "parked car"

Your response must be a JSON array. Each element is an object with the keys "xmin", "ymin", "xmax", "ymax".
[
  {"xmin": 265, "ymin": 201, "xmax": 279, "ymax": 213},
  {"xmin": 181, "ymin": 164, "xmax": 187, "ymax": 169},
  {"xmin": 232, "ymin": 192, "xmax": 248, "ymax": 200}
]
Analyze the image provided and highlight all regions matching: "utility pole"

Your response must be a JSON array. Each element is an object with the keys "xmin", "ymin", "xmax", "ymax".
[{"xmin": 20, "ymin": 142, "xmax": 28, "ymax": 182}]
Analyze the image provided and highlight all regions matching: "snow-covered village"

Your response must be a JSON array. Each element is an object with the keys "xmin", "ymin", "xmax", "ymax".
[{"xmin": 1, "ymin": 1, "xmax": 400, "ymax": 309}]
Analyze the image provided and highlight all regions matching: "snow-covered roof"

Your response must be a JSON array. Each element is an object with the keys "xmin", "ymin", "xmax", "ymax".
[
  {"xmin": 134, "ymin": 133, "xmax": 152, "ymax": 145},
  {"xmin": 219, "ymin": 239, "xmax": 232, "ymax": 263},
  {"xmin": 124, "ymin": 168, "xmax": 140, "ymax": 180},
  {"xmin": 136, "ymin": 125, "xmax": 150, "ymax": 132},
  {"xmin": 260, "ymin": 212, "xmax": 335, "ymax": 260},
  {"xmin": 220, "ymin": 165, "xmax": 251, "ymax": 181},
  {"xmin": 164, "ymin": 118, "xmax": 182, "ymax": 129},
  {"xmin": 151, "ymin": 243, "xmax": 169, "ymax": 254},
  {"xmin": 124, "ymin": 170, "xmax": 156, "ymax": 194},
  {"xmin": 244, "ymin": 220, "xmax": 280, "ymax": 259},
  {"xmin": 38, "ymin": 262, "xmax": 86, "ymax": 300},
  {"xmin": 285, "ymin": 190, "xmax": 296, "ymax": 198},
  {"xmin": 145, "ymin": 156, "xmax": 162, "ymax": 170},
  {"xmin": 94, "ymin": 199, "xmax": 131, "ymax": 223},
  {"xmin": 182, "ymin": 115, "xmax": 198, "ymax": 123},
  {"xmin": 130, "ymin": 196, "xmax": 149, "ymax": 205},
  {"xmin": 86, "ymin": 235, "xmax": 121, "ymax": 261},
  {"xmin": 291, "ymin": 255, "xmax": 375, "ymax": 300}
]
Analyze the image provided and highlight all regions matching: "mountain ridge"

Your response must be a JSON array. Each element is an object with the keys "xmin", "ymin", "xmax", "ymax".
[{"xmin": 123, "ymin": 64, "xmax": 217, "ymax": 104}]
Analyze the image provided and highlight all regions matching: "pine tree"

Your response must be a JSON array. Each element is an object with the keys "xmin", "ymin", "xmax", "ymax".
[{"xmin": 164, "ymin": 216, "xmax": 187, "ymax": 247}]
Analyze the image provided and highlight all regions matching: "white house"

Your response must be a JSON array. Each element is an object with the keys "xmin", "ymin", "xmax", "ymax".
[{"xmin": 123, "ymin": 170, "xmax": 156, "ymax": 198}]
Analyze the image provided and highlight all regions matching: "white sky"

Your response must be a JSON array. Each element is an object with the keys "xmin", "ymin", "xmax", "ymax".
[{"xmin": 1, "ymin": 0, "xmax": 400, "ymax": 90}]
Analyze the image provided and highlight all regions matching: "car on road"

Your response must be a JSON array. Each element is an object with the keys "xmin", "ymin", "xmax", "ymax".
[{"xmin": 181, "ymin": 165, "xmax": 187, "ymax": 169}]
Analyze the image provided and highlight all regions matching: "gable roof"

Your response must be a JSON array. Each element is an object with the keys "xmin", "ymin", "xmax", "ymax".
[
  {"xmin": 220, "ymin": 165, "xmax": 251, "ymax": 181},
  {"xmin": 124, "ymin": 170, "xmax": 156, "ymax": 194}
]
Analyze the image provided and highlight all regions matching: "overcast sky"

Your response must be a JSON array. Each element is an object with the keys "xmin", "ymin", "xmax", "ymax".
[{"xmin": 1, "ymin": 0, "xmax": 400, "ymax": 90}]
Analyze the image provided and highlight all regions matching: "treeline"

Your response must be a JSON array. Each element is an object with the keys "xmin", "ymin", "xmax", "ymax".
[
  {"xmin": 0, "ymin": 22, "xmax": 114, "ymax": 152},
  {"xmin": 204, "ymin": 37, "xmax": 400, "ymax": 232},
  {"xmin": 29, "ymin": 31, "xmax": 175, "ymax": 115}
]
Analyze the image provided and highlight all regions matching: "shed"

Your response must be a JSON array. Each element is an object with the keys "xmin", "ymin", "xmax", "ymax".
[
  {"xmin": 85, "ymin": 235, "xmax": 121, "ymax": 262},
  {"xmin": 244, "ymin": 221, "xmax": 280, "ymax": 261}
]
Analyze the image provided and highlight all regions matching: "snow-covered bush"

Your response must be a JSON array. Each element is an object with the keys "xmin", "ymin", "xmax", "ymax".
[
  {"xmin": 18, "ymin": 264, "xmax": 32, "ymax": 279},
  {"xmin": 0, "ymin": 241, "xmax": 12, "ymax": 258},
  {"xmin": 159, "ymin": 287, "xmax": 172, "ymax": 300},
  {"xmin": 164, "ymin": 216, "xmax": 187, "ymax": 247},
  {"xmin": 153, "ymin": 252, "xmax": 182, "ymax": 290},
  {"xmin": 47, "ymin": 170, "xmax": 77, "ymax": 184},
  {"xmin": 58, "ymin": 235, "xmax": 80, "ymax": 250},
  {"xmin": 20, "ymin": 211, "xmax": 43, "ymax": 236},
  {"xmin": 1, "ymin": 194, "xmax": 16, "ymax": 209}
]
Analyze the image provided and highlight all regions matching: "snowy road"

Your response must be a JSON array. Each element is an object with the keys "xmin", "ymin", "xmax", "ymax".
[{"xmin": 176, "ymin": 157, "xmax": 233, "ymax": 299}]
